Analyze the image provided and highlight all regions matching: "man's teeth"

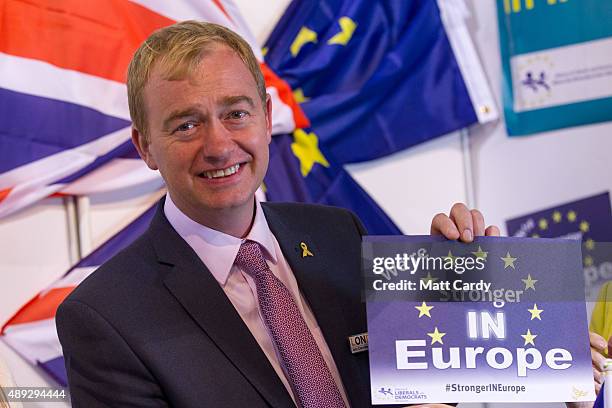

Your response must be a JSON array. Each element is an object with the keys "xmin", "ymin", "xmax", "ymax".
[{"xmin": 202, "ymin": 164, "xmax": 240, "ymax": 179}]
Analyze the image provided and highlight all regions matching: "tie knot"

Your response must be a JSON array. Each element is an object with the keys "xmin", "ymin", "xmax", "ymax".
[{"xmin": 235, "ymin": 240, "xmax": 269, "ymax": 276}]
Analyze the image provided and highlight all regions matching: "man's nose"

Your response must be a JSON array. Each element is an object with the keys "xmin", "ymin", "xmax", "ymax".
[{"xmin": 201, "ymin": 119, "xmax": 234, "ymax": 163}]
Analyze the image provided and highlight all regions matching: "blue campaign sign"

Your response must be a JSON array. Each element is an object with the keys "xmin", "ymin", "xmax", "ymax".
[
  {"xmin": 364, "ymin": 235, "xmax": 594, "ymax": 404},
  {"xmin": 497, "ymin": 0, "xmax": 612, "ymax": 135},
  {"xmin": 506, "ymin": 192, "xmax": 612, "ymax": 301}
]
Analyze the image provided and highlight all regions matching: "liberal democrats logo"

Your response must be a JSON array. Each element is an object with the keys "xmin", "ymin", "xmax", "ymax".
[
  {"xmin": 377, "ymin": 386, "xmax": 428, "ymax": 402},
  {"xmin": 376, "ymin": 387, "xmax": 394, "ymax": 401}
]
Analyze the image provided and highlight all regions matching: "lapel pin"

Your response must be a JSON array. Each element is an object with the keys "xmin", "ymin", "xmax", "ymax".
[
  {"xmin": 300, "ymin": 242, "xmax": 314, "ymax": 258},
  {"xmin": 348, "ymin": 332, "xmax": 368, "ymax": 354}
]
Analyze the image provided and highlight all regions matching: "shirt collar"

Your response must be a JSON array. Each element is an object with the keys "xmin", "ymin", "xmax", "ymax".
[{"xmin": 164, "ymin": 194, "xmax": 277, "ymax": 286}]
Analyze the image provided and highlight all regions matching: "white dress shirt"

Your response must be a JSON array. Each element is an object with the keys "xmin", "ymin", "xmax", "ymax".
[{"xmin": 164, "ymin": 195, "xmax": 350, "ymax": 407}]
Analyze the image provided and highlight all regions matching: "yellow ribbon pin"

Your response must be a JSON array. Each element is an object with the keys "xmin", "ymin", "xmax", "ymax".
[{"xmin": 300, "ymin": 242, "xmax": 314, "ymax": 258}]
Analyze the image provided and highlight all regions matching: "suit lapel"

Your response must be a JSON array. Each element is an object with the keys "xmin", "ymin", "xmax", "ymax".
[
  {"xmin": 149, "ymin": 205, "xmax": 294, "ymax": 408},
  {"xmin": 263, "ymin": 204, "xmax": 371, "ymax": 407}
]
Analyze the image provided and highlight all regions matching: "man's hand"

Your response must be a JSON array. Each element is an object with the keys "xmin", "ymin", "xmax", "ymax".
[
  {"xmin": 564, "ymin": 331, "xmax": 610, "ymax": 408},
  {"xmin": 589, "ymin": 331, "xmax": 610, "ymax": 394},
  {"xmin": 431, "ymin": 203, "xmax": 500, "ymax": 242}
]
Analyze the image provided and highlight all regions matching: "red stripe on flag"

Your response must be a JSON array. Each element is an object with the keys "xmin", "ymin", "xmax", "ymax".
[
  {"xmin": 212, "ymin": 0, "xmax": 231, "ymax": 20},
  {"xmin": 0, "ymin": 188, "xmax": 10, "ymax": 203},
  {"xmin": 261, "ymin": 63, "xmax": 310, "ymax": 129},
  {"xmin": 1, "ymin": 287, "xmax": 74, "ymax": 333},
  {"xmin": 0, "ymin": 0, "xmax": 175, "ymax": 83}
]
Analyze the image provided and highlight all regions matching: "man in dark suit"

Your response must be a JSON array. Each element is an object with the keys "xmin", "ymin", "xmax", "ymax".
[{"xmin": 55, "ymin": 20, "xmax": 552, "ymax": 407}]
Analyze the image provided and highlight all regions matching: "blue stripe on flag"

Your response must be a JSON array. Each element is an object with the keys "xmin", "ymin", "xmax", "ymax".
[
  {"xmin": 55, "ymin": 140, "xmax": 136, "ymax": 184},
  {"xmin": 594, "ymin": 381, "xmax": 604, "ymax": 408},
  {"xmin": 0, "ymin": 87, "xmax": 130, "ymax": 173},
  {"xmin": 38, "ymin": 356, "xmax": 68, "ymax": 387},
  {"xmin": 77, "ymin": 204, "xmax": 156, "ymax": 268}
]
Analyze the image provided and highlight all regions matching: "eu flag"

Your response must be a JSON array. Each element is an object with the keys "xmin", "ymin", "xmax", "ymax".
[
  {"xmin": 264, "ymin": 0, "xmax": 480, "ymax": 165},
  {"xmin": 263, "ymin": 0, "xmax": 488, "ymax": 234}
]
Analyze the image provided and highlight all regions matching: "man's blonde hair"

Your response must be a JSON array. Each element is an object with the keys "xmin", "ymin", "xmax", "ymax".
[{"xmin": 127, "ymin": 21, "xmax": 266, "ymax": 137}]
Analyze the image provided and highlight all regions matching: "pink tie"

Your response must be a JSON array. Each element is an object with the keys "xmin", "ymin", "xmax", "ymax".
[{"xmin": 234, "ymin": 240, "xmax": 346, "ymax": 408}]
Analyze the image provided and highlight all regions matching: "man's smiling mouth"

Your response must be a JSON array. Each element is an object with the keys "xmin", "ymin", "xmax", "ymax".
[{"xmin": 200, "ymin": 163, "xmax": 241, "ymax": 179}]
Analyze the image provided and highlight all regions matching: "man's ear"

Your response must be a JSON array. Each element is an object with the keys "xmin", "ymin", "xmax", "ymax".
[
  {"xmin": 265, "ymin": 93, "xmax": 272, "ymax": 143},
  {"xmin": 131, "ymin": 127, "xmax": 158, "ymax": 170}
]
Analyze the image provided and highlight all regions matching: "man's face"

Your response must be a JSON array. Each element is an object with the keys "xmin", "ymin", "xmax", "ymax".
[{"xmin": 133, "ymin": 44, "xmax": 272, "ymax": 226}]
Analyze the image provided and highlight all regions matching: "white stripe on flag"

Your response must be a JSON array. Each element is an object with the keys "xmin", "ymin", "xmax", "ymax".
[
  {"xmin": 0, "ymin": 52, "xmax": 130, "ymax": 120},
  {"xmin": 0, "ymin": 127, "xmax": 132, "ymax": 217},
  {"xmin": 0, "ymin": 126, "xmax": 132, "ymax": 188},
  {"xmin": 130, "ymin": 0, "xmax": 241, "ymax": 35},
  {"xmin": 60, "ymin": 159, "xmax": 164, "ymax": 196},
  {"xmin": 267, "ymin": 86, "xmax": 296, "ymax": 135},
  {"xmin": 2, "ymin": 318, "xmax": 62, "ymax": 365},
  {"xmin": 42, "ymin": 267, "xmax": 98, "ymax": 295}
]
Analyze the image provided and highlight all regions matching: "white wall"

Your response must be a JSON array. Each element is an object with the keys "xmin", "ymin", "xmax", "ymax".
[{"xmin": 465, "ymin": 0, "xmax": 612, "ymax": 230}]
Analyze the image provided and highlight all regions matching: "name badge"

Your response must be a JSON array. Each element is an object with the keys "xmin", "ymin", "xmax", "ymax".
[{"xmin": 348, "ymin": 332, "xmax": 368, "ymax": 354}]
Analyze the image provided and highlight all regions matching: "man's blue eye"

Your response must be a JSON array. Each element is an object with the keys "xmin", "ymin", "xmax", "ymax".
[
  {"xmin": 176, "ymin": 122, "xmax": 195, "ymax": 132},
  {"xmin": 229, "ymin": 111, "xmax": 248, "ymax": 120}
]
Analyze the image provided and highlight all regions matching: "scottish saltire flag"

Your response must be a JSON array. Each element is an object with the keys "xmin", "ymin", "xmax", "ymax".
[
  {"xmin": 1, "ymin": 204, "xmax": 156, "ymax": 386},
  {"xmin": 263, "ymin": 0, "xmax": 497, "ymax": 165},
  {"xmin": 0, "ymin": 0, "xmax": 306, "ymax": 218}
]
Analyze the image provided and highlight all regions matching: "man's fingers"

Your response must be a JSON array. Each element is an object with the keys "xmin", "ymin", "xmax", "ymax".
[
  {"xmin": 590, "ymin": 331, "xmax": 608, "ymax": 353},
  {"xmin": 593, "ymin": 367, "xmax": 603, "ymax": 385},
  {"xmin": 431, "ymin": 213, "xmax": 460, "ymax": 240},
  {"xmin": 485, "ymin": 225, "xmax": 501, "ymax": 236},
  {"xmin": 449, "ymin": 203, "xmax": 473, "ymax": 242},
  {"xmin": 591, "ymin": 346, "xmax": 607, "ymax": 371},
  {"xmin": 471, "ymin": 209, "xmax": 485, "ymax": 236}
]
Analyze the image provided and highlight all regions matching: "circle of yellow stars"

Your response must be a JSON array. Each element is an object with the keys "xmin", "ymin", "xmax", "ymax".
[
  {"xmin": 531, "ymin": 209, "xmax": 596, "ymax": 268},
  {"xmin": 414, "ymin": 245, "xmax": 549, "ymax": 349}
]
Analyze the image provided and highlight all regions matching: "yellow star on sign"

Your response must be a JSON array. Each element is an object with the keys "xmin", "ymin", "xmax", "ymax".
[
  {"xmin": 580, "ymin": 221, "xmax": 590, "ymax": 233},
  {"xmin": 584, "ymin": 255, "xmax": 594, "ymax": 267},
  {"xmin": 585, "ymin": 239, "xmax": 595, "ymax": 251},
  {"xmin": 290, "ymin": 26, "xmax": 317, "ymax": 57},
  {"xmin": 415, "ymin": 302, "xmax": 434, "ymax": 318},
  {"xmin": 552, "ymin": 211, "xmax": 562, "ymax": 223},
  {"xmin": 445, "ymin": 250, "xmax": 456, "ymax": 262},
  {"xmin": 501, "ymin": 251, "xmax": 517, "ymax": 269},
  {"xmin": 528, "ymin": 303, "xmax": 543, "ymax": 320},
  {"xmin": 293, "ymin": 88, "xmax": 310, "ymax": 104},
  {"xmin": 531, "ymin": 233, "xmax": 540, "ymax": 238},
  {"xmin": 427, "ymin": 327, "xmax": 446, "ymax": 345},
  {"xmin": 567, "ymin": 210, "xmax": 577, "ymax": 222},
  {"xmin": 521, "ymin": 329, "xmax": 537, "ymax": 346},
  {"xmin": 472, "ymin": 246, "xmax": 488, "ymax": 260},
  {"xmin": 327, "ymin": 16, "xmax": 357, "ymax": 46},
  {"xmin": 522, "ymin": 274, "xmax": 538, "ymax": 291},
  {"xmin": 291, "ymin": 129, "xmax": 330, "ymax": 177},
  {"xmin": 538, "ymin": 218, "xmax": 548, "ymax": 230}
]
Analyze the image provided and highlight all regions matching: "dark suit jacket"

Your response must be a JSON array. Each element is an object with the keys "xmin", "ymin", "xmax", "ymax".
[{"xmin": 56, "ymin": 201, "xmax": 377, "ymax": 407}]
